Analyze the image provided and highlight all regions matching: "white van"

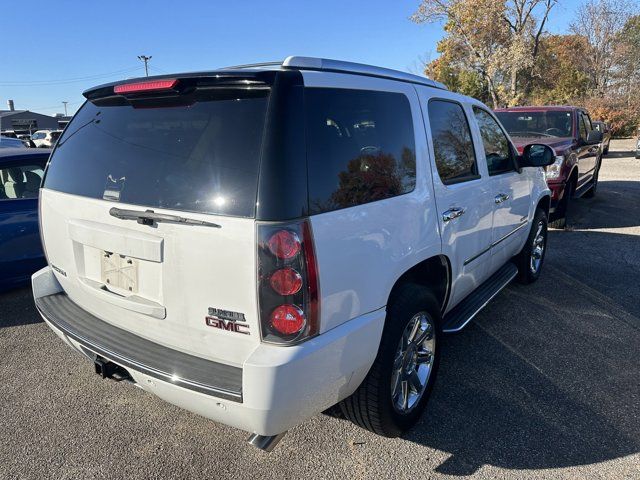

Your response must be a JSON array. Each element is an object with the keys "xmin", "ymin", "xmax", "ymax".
[{"xmin": 33, "ymin": 57, "xmax": 553, "ymax": 451}]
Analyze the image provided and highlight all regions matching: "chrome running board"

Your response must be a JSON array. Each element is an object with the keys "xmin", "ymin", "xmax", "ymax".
[{"xmin": 442, "ymin": 262, "xmax": 518, "ymax": 333}]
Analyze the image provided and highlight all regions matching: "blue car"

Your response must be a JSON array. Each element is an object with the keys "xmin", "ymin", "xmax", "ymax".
[
  {"xmin": 0, "ymin": 135, "xmax": 28, "ymax": 149},
  {"xmin": 0, "ymin": 148, "xmax": 50, "ymax": 291}
]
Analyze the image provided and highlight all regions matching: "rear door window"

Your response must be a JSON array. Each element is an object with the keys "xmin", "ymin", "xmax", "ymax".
[
  {"xmin": 305, "ymin": 88, "xmax": 416, "ymax": 214},
  {"xmin": 44, "ymin": 89, "xmax": 270, "ymax": 217},
  {"xmin": 579, "ymin": 114, "xmax": 588, "ymax": 141},
  {"xmin": 428, "ymin": 100, "xmax": 478, "ymax": 184},
  {"xmin": 581, "ymin": 113, "xmax": 592, "ymax": 135}
]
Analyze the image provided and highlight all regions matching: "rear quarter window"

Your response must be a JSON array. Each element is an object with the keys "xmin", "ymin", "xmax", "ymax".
[{"xmin": 305, "ymin": 88, "xmax": 416, "ymax": 214}]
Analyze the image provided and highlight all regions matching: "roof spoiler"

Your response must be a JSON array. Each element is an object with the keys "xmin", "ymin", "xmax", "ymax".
[{"xmin": 83, "ymin": 71, "xmax": 274, "ymax": 101}]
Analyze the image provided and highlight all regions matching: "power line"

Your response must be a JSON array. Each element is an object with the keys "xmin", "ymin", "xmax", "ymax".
[
  {"xmin": 0, "ymin": 66, "xmax": 143, "ymax": 87},
  {"xmin": 19, "ymin": 101, "xmax": 83, "ymax": 112}
]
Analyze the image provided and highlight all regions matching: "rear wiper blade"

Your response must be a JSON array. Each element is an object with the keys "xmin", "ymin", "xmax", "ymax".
[{"xmin": 109, "ymin": 207, "xmax": 221, "ymax": 228}]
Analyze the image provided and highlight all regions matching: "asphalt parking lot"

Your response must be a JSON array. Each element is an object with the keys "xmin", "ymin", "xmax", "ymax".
[{"xmin": 1, "ymin": 139, "xmax": 639, "ymax": 480}]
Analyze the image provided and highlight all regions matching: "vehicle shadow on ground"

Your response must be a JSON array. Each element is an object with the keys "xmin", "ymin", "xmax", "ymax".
[
  {"xmin": 402, "ymin": 228, "xmax": 640, "ymax": 475},
  {"xmin": 0, "ymin": 286, "xmax": 42, "ymax": 328},
  {"xmin": 603, "ymin": 150, "xmax": 636, "ymax": 159},
  {"xmin": 402, "ymin": 177, "xmax": 640, "ymax": 475},
  {"xmin": 407, "ymin": 309, "xmax": 639, "ymax": 475},
  {"xmin": 563, "ymin": 180, "xmax": 640, "ymax": 230}
]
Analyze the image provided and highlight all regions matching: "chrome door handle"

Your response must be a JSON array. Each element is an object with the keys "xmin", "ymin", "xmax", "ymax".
[
  {"xmin": 494, "ymin": 193, "xmax": 510, "ymax": 204},
  {"xmin": 442, "ymin": 207, "xmax": 466, "ymax": 222}
]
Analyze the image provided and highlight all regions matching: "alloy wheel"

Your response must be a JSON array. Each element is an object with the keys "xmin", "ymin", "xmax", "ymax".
[
  {"xmin": 530, "ymin": 220, "xmax": 546, "ymax": 274},
  {"xmin": 390, "ymin": 312, "xmax": 436, "ymax": 414}
]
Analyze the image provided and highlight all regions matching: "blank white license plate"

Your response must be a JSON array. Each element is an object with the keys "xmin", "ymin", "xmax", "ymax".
[{"xmin": 101, "ymin": 252, "xmax": 138, "ymax": 293}]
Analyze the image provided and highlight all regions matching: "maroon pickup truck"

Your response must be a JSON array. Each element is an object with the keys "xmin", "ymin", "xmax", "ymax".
[{"xmin": 495, "ymin": 106, "xmax": 603, "ymax": 228}]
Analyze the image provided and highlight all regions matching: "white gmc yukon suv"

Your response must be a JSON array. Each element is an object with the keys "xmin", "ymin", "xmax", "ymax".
[{"xmin": 33, "ymin": 57, "xmax": 554, "ymax": 451}]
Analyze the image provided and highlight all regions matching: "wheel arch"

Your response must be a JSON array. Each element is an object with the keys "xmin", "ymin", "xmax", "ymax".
[
  {"xmin": 537, "ymin": 194, "xmax": 551, "ymax": 215},
  {"xmin": 387, "ymin": 255, "xmax": 451, "ymax": 315},
  {"xmin": 568, "ymin": 165, "xmax": 579, "ymax": 185}
]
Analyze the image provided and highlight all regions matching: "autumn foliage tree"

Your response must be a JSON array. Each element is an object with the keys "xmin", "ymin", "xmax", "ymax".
[
  {"xmin": 412, "ymin": 0, "xmax": 556, "ymax": 107},
  {"xmin": 330, "ymin": 152, "xmax": 404, "ymax": 209},
  {"xmin": 413, "ymin": 0, "xmax": 640, "ymax": 134},
  {"xmin": 529, "ymin": 34, "xmax": 591, "ymax": 104}
]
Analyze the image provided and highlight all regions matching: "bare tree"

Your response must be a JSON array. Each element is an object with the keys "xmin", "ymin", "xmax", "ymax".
[
  {"xmin": 614, "ymin": 15, "xmax": 640, "ymax": 105},
  {"xmin": 570, "ymin": 0, "xmax": 636, "ymax": 96},
  {"xmin": 502, "ymin": 0, "xmax": 557, "ymax": 100}
]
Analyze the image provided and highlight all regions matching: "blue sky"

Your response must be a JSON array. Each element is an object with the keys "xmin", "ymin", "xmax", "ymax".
[{"xmin": 1, "ymin": 0, "xmax": 582, "ymax": 116}]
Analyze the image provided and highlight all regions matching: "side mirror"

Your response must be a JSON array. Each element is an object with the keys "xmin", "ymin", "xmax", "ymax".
[
  {"xmin": 518, "ymin": 144, "xmax": 555, "ymax": 168},
  {"xmin": 587, "ymin": 130, "xmax": 603, "ymax": 144}
]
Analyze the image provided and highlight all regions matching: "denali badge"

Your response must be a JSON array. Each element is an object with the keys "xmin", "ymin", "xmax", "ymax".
[
  {"xmin": 51, "ymin": 264, "xmax": 67, "ymax": 277},
  {"xmin": 208, "ymin": 307, "xmax": 246, "ymax": 322},
  {"xmin": 206, "ymin": 307, "xmax": 249, "ymax": 335}
]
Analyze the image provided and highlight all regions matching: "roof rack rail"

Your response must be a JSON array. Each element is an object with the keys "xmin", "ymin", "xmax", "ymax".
[
  {"xmin": 220, "ymin": 61, "xmax": 283, "ymax": 70},
  {"xmin": 221, "ymin": 56, "xmax": 447, "ymax": 90},
  {"xmin": 282, "ymin": 56, "xmax": 447, "ymax": 90}
]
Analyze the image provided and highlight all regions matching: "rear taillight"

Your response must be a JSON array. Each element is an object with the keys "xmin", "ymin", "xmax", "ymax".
[
  {"xmin": 268, "ymin": 230, "xmax": 301, "ymax": 259},
  {"xmin": 270, "ymin": 267, "xmax": 303, "ymax": 296},
  {"xmin": 270, "ymin": 305, "xmax": 306, "ymax": 335},
  {"xmin": 258, "ymin": 220, "xmax": 320, "ymax": 344}
]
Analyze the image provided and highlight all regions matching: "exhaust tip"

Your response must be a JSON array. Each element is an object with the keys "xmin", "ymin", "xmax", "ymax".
[{"xmin": 247, "ymin": 432, "xmax": 287, "ymax": 452}]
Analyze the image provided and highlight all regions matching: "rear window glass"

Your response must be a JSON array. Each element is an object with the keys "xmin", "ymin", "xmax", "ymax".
[
  {"xmin": 305, "ymin": 88, "xmax": 416, "ymax": 214},
  {"xmin": 44, "ymin": 89, "xmax": 270, "ymax": 217},
  {"xmin": 0, "ymin": 164, "xmax": 43, "ymax": 200}
]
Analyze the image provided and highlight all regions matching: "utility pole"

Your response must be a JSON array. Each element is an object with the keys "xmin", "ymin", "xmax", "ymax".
[
  {"xmin": 62, "ymin": 101, "xmax": 68, "ymax": 116},
  {"xmin": 138, "ymin": 55, "xmax": 152, "ymax": 76}
]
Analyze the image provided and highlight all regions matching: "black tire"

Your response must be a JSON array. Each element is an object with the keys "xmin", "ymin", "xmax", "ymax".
[
  {"xmin": 515, "ymin": 209, "xmax": 548, "ymax": 284},
  {"xmin": 583, "ymin": 166, "xmax": 599, "ymax": 198},
  {"xmin": 549, "ymin": 180, "xmax": 574, "ymax": 229},
  {"xmin": 339, "ymin": 284, "xmax": 441, "ymax": 437},
  {"xmin": 321, "ymin": 404, "xmax": 345, "ymax": 419}
]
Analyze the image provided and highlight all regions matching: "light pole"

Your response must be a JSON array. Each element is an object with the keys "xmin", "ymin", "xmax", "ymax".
[
  {"xmin": 62, "ymin": 101, "xmax": 68, "ymax": 116},
  {"xmin": 138, "ymin": 55, "xmax": 152, "ymax": 76}
]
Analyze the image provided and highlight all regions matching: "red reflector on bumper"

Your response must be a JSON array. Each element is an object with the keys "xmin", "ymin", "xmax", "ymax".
[{"xmin": 114, "ymin": 79, "xmax": 178, "ymax": 94}]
